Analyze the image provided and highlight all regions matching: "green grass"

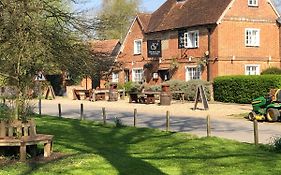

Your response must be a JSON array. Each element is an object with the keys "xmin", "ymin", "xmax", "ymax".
[{"xmin": 1, "ymin": 115, "xmax": 281, "ymax": 175}]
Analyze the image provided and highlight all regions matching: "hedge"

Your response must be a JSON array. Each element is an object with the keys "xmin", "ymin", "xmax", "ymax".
[
  {"xmin": 261, "ymin": 67, "xmax": 281, "ymax": 75},
  {"xmin": 214, "ymin": 75, "xmax": 281, "ymax": 104}
]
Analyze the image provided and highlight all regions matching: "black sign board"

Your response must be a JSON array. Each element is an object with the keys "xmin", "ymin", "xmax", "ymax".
[
  {"xmin": 147, "ymin": 40, "xmax": 162, "ymax": 58},
  {"xmin": 193, "ymin": 85, "xmax": 209, "ymax": 110}
]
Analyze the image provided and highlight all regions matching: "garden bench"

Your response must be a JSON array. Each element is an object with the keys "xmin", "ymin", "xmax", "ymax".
[{"xmin": 0, "ymin": 119, "xmax": 53, "ymax": 161}]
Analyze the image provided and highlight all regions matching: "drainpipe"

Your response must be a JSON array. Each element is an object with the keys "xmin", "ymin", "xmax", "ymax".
[{"xmin": 207, "ymin": 27, "xmax": 211, "ymax": 82}]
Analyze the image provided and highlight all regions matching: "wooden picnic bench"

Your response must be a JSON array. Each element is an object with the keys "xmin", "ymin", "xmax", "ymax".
[
  {"xmin": 129, "ymin": 91, "xmax": 160, "ymax": 104},
  {"xmin": 0, "ymin": 119, "xmax": 53, "ymax": 161}
]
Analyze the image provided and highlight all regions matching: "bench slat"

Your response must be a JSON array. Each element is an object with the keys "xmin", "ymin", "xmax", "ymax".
[
  {"xmin": 29, "ymin": 119, "xmax": 36, "ymax": 136},
  {"xmin": 0, "ymin": 122, "xmax": 5, "ymax": 137},
  {"xmin": 23, "ymin": 124, "xmax": 29, "ymax": 136},
  {"xmin": 8, "ymin": 126, "xmax": 13, "ymax": 137}
]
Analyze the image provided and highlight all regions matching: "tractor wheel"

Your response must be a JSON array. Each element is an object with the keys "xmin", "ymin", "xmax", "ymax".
[
  {"xmin": 248, "ymin": 112, "xmax": 256, "ymax": 121},
  {"xmin": 266, "ymin": 108, "xmax": 279, "ymax": 122}
]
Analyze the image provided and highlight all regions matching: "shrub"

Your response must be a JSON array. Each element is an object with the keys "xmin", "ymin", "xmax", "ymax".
[
  {"xmin": 123, "ymin": 81, "xmax": 142, "ymax": 93},
  {"xmin": 261, "ymin": 67, "xmax": 281, "ymax": 75},
  {"xmin": 214, "ymin": 75, "xmax": 281, "ymax": 104},
  {"xmin": 165, "ymin": 80, "xmax": 211, "ymax": 101},
  {"xmin": 0, "ymin": 103, "xmax": 11, "ymax": 121},
  {"xmin": 145, "ymin": 85, "xmax": 161, "ymax": 91}
]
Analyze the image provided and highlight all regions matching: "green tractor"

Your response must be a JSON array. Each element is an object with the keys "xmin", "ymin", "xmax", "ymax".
[{"xmin": 248, "ymin": 89, "xmax": 281, "ymax": 122}]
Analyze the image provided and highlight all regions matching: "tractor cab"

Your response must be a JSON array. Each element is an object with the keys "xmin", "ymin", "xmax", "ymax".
[{"xmin": 249, "ymin": 89, "xmax": 281, "ymax": 122}]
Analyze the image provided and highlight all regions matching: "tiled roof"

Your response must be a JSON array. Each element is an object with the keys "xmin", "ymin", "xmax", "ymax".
[
  {"xmin": 137, "ymin": 13, "xmax": 152, "ymax": 31},
  {"xmin": 90, "ymin": 39, "xmax": 120, "ymax": 56},
  {"xmin": 139, "ymin": 0, "xmax": 233, "ymax": 33}
]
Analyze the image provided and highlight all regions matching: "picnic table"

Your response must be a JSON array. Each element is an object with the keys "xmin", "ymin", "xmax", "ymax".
[
  {"xmin": 172, "ymin": 91, "xmax": 185, "ymax": 103},
  {"xmin": 73, "ymin": 89, "xmax": 91, "ymax": 100},
  {"xmin": 129, "ymin": 91, "xmax": 160, "ymax": 104}
]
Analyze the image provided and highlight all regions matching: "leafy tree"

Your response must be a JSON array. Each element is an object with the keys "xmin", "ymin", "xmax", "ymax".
[
  {"xmin": 96, "ymin": 0, "xmax": 140, "ymax": 40},
  {"xmin": 0, "ymin": 0, "xmax": 93, "ymax": 120}
]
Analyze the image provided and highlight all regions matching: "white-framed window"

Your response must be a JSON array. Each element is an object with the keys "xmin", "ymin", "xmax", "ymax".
[
  {"xmin": 134, "ymin": 39, "xmax": 142, "ymax": 55},
  {"xmin": 248, "ymin": 0, "xmax": 258, "ymax": 7},
  {"xmin": 132, "ymin": 68, "xmax": 144, "ymax": 82},
  {"xmin": 185, "ymin": 66, "xmax": 201, "ymax": 81},
  {"xmin": 112, "ymin": 72, "xmax": 119, "ymax": 83},
  {"xmin": 245, "ymin": 64, "xmax": 260, "ymax": 75},
  {"xmin": 245, "ymin": 28, "xmax": 260, "ymax": 47},
  {"xmin": 184, "ymin": 30, "xmax": 199, "ymax": 48}
]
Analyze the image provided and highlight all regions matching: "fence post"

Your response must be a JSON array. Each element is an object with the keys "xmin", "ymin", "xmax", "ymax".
[
  {"xmin": 102, "ymin": 107, "xmax": 106, "ymax": 125},
  {"xmin": 166, "ymin": 111, "xmax": 170, "ymax": 132},
  {"xmin": 38, "ymin": 82, "xmax": 42, "ymax": 116},
  {"xmin": 80, "ymin": 103, "xmax": 84, "ymax": 120},
  {"xmin": 133, "ymin": 108, "xmax": 137, "ymax": 127},
  {"xmin": 58, "ymin": 103, "xmax": 62, "ymax": 118},
  {"xmin": 207, "ymin": 115, "xmax": 211, "ymax": 137},
  {"xmin": 253, "ymin": 119, "xmax": 259, "ymax": 145}
]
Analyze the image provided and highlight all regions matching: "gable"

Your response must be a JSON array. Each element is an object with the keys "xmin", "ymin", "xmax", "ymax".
[{"xmin": 221, "ymin": 0, "xmax": 279, "ymax": 21}]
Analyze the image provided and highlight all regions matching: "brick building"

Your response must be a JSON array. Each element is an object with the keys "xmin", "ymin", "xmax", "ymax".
[{"xmin": 115, "ymin": 0, "xmax": 281, "ymax": 85}]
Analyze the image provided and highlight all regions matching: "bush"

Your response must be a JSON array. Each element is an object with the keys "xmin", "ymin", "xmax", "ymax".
[
  {"xmin": 165, "ymin": 80, "xmax": 211, "ymax": 101},
  {"xmin": 0, "ymin": 103, "xmax": 11, "ymax": 121},
  {"xmin": 261, "ymin": 67, "xmax": 281, "ymax": 75},
  {"xmin": 214, "ymin": 75, "xmax": 281, "ymax": 104},
  {"xmin": 123, "ymin": 81, "xmax": 142, "ymax": 93}
]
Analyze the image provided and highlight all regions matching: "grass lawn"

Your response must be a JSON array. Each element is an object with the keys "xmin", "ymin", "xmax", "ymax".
[{"xmin": 1, "ymin": 115, "xmax": 281, "ymax": 175}]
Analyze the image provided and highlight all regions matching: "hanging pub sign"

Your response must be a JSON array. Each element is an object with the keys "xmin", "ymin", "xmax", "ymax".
[
  {"xmin": 34, "ymin": 71, "xmax": 46, "ymax": 81},
  {"xmin": 147, "ymin": 40, "xmax": 162, "ymax": 58}
]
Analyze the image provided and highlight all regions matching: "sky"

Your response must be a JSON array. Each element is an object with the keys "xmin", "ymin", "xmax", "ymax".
[{"xmin": 73, "ymin": 0, "xmax": 166, "ymax": 16}]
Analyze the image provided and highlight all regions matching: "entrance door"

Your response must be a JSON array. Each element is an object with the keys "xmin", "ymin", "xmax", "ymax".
[
  {"xmin": 158, "ymin": 70, "xmax": 170, "ymax": 82},
  {"xmin": 124, "ymin": 69, "xmax": 130, "ymax": 82}
]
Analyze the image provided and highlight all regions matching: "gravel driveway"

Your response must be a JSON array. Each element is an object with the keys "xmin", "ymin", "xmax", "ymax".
[{"xmin": 37, "ymin": 98, "xmax": 281, "ymax": 144}]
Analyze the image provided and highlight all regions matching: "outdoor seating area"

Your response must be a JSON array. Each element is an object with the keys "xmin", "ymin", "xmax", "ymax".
[
  {"xmin": 72, "ymin": 88, "xmax": 125, "ymax": 102},
  {"xmin": 0, "ymin": 119, "xmax": 53, "ymax": 161},
  {"xmin": 129, "ymin": 91, "xmax": 160, "ymax": 104},
  {"xmin": 71, "ymin": 83, "xmax": 191, "ymax": 106}
]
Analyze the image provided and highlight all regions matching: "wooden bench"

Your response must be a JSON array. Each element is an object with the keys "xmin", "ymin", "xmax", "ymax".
[{"xmin": 0, "ymin": 119, "xmax": 53, "ymax": 161}]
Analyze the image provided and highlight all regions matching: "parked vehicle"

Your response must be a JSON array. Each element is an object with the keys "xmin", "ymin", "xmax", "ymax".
[{"xmin": 248, "ymin": 89, "xmax": 281, "ymax": 122}]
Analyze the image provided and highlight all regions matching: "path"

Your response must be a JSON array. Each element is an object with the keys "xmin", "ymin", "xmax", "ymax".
[{"xmin": 37, "ymin": 98, "xmax": 281, "ymax": 144}]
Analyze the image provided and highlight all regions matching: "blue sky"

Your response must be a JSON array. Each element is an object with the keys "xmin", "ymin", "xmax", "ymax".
[{"xmin": 73, "ymin": 0, "xmax": 166, "ymax": 15}]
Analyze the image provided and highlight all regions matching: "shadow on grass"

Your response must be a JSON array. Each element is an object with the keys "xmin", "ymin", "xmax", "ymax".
[
  {"xmin": 19, "ymin": 116, "xmax": 168, "ymax": 175},
  {"xmin": 15, "ymin": 115, "xmax": 281, "ymax": 175}
]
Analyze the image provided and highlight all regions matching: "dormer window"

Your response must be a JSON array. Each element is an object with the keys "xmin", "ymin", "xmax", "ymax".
[{"xmin": 248, "ymin": 0, "xmax": 258, "ymax": 7}]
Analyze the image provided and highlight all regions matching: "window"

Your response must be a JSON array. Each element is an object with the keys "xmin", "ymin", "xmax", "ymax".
[
  {"xmin": 112, "ymin": 72, "xmax": 119, "ymax": 83},
  {"xmin": 132, "ymin": 68, "xmax": 144, "ymax": 82},
  {"xmin": 248, "ymin": 0, "xmax": 258, "ymax": 7},
  {"xmin": 134, "ymin": 39, "xmax": 142, "ymax": 54},
  {"xmin": 184, "ymin": 30, "xmax": 199, "ymax": 48},
  {"xmin": 185, "ymin": 66, "xmax": 201, "ymax": 81},
  {"xmin": 245, "ymin": 28, "xmax": 260, "ymax": 47},
  {"xmin": 245, "ymin": 64, "xmax": 260, "ymax": 75}
]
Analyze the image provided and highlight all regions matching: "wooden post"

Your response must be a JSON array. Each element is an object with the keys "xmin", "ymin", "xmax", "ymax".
[
  {"xmin": 253, "ymin": 119, "xmax": 259, "ymax": 145},
  {"xmin": 166, "ymin": 111, "xmax": 170, "ymax": 131},
  {"xmin": 133, "ymin": 108, "xmax": 137, "ymax": 127},
  {"xmin": 207, "ymin": 115, "xmax": 211, "ymax": 137},
  {"xmin": 38, "ymin": 82, "xmax": 42, "ymax": 116},
  {"xmin": 102, "ymin": 107, "xmax": 106, "ymax": 125},
  {"xmin": 58, "ymin": 103, "xmax": 62, "ymax": 118},
  {"xmin": 122, "ymin": 88, "xmax": 126, "ymax": 100},
  {"xmin": 80, "ymin": 103, "xmax": 84, "ymax": 120},
  {"xmin": 20, "ymin": 142, "xmax": 26, "ymax": 162}
]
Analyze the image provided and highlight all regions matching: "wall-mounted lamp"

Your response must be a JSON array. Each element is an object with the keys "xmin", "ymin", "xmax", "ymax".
[{"xmin": 231, "ymin": 56, "xmax": 235, "ymax": 64}]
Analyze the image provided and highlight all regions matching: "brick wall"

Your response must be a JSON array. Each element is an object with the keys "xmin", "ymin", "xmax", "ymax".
[{"xmin": 117, "ymin": 0, "xmax": 280, "ymax": 84}]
